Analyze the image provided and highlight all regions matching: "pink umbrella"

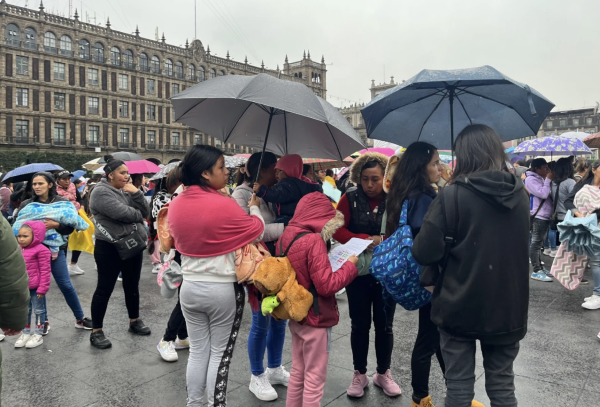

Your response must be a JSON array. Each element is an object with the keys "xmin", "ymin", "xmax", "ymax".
[
  {"xmin": 234, "ymin": 154, "xmax": 251, "ymax": 158},
  {"xmin": 358, "ymin": 147, "xmax": 397, "ymax": 157},
  {"xmin": 125, "ymin": 160, "xmax": 161, "ymax": 174}
]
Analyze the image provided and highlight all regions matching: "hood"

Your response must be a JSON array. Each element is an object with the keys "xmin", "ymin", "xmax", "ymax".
[
  {"xmin": 275, "ymin": 154, "xmax": 303, "ymax": 179},
  {"xmin": 350, "ymin": 153, "xmax": 389, "ymax": 185},
  {"xmin": 288, "ymin": 192, "xmax": 344, "ymax": 241},
  {"xmin": 454, "ymin": 170, "xmax": 524, "ymax": 211},
  {"xmin": 23, "ymin": 220, "xmax": 46, "ymax": 247}
]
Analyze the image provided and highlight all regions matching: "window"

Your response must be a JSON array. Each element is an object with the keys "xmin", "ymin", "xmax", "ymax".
[
  {"xmin": 172, "ymin": 83, "xmax": 180, "ymax": 96},
  {"xmin": 175, "ymin": 61, "xmax": 183, "ymax": 78},
  {"xmin": 88, "ymin": 97, "xmax": 99, "ymax": 114},
  {"xmin": 120, "ymin": 128, "xmax": 129, "ymax": 145},
  {"xmin": 546, "ymin": 121, "xmax": 553, "ymax": 129},
  {"xmin": 573, "ymin": 118, "xmax": 580, "ymax": 126},
  {"xmin": 60, "ymin": 35, "xmax": 73, "ymax": 56},
  {"xmin": 54, "ymin": 62, "xmax": 65, "ymax": 80},
  {"xmin": 88, "ymin": 68, "xmax": 99, "ymax": 85},
  {"xmin": 16, "ymin": 56, "xmax": 28, "ymax": 75},
  {"xmin": 79, "ymin": 39, "xmax": 90, "ymax": 59},
  {"xmin": 198, "ymin": 66, "xmax": 205, "ymax": 82},
  {"xmin": 147, "ymin": 79, "xmax": 156, "ymax": 94},
  {"xmin": 147, "ymin": 130, "xmax": 156, "ymax": 148},
  {"xmin": 559, "ymin": 119, "xmax": 566, "ymax": 127},
  {"xmin": 16, "ymin": 120, "xmax": 29, "ymax": 142},
  {"xmin": 147, "ymin": 105, "xmax": 156, "ymax": 120},
  {"xmin": 54, "ymin": 93, "xmax": 66, "ymax": 111},
  {"xmin": 188, "ymin": 64, "xmax": 196, "ymax": 80},
  {"xmin": 123, "ymin": 49, "xmax": 134, "ymax": 69},
  {"xmin": 151, "ymin": 56, "xmax": 160, "ymax": 73},
  {"xmin": 119, "ymin": 101, "xmax": 129, "ymax": 117},
  {"xmin": 88, "ymin": 125, "xmax": 100, "ymax": 145},
  {"xmin": 194, "ymin": 134, "xmax": 202, "ymax": 144},
  {"xmin": 93, "ymin": 42, "xmax": 104, "ymax": 63},
  {"xmin": 43, "ymin": 32, "xmax": 57, "ymax": 53},
  {"xmin": 587, "ymin": 117, "xmax": 593, "ymax": 125},
  {"xmin": 139, "ymin": 53, "xmax": 149, "ymax": 72},
  {"xmin": 172, "ymin": 132, "xmax": 180, "ymax": 148},
  {"xmin": 6, "ymin": 23, "xmax": 20, "ymax": 47},
  {"xmin": 16, "ymin": 88, "xmax": 28, "ymax": 106},
  {"xmin": 210, "ymin": 68, "xmax": 216, "ymax": 78},
  {"xmin": 118, "ymin": 73, "xmax": 128, "ymax": 90},
  {"xmin": 54, "ymin": 123, "xmax": 66, "ymax": 145},
  {"xmin": 111, "ymin": 46, "xmax": 121, "ymax": 65},
  {"xmin": 165, "ymin": 59, "xmax": 173, "ymax": 76},
  {"xmin": 24, "ymin": 27, "xmax": 36, "ymax": 50}
]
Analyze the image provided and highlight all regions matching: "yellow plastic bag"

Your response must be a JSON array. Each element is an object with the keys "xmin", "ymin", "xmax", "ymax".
[{"xmin": 68, "ymin": 209, "xmax": 95, "ymax": 254}]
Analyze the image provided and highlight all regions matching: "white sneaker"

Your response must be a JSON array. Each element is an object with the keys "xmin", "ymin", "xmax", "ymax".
[
  {"xmin": 585, "ymin": 295, "xmax": 594, "ymax": 302},
  {"xmin": 15, "ymin": 333, "xmax": 31, "ymax": 348},
  {"xmin": 549, "ymin": 249, "xmax": 558, "ymax": 258},
  {"xmin": 582, "ymin": 295, "xmax": 600, "ymax": 310},
  {"xmin": 25, "ymin": 334, "xmax": 43, "ymax": 349},
  {"xmin": 157, "ymin": 338, "xmax": 178, "ymax": 362},
  {"xmin": 266, "ymin": 365, "xmax": 290, "ymax": 386},
  {"xmin": 174, "ymin": 336, "xmax": 189, "ymax": 350},
  {"xmin": 68, "ymin": 264, "xmax": 85, "ymax": 275},
  {"xmin": 0, "ymin": 333, "xmax": 5, "ymax": 341},
  {"xmin": 543, "ymin": 248, "xmax": 552, "ymax": 256},
  {"xmin": 249, "ymin": 373, "xmax": 278, "ymax": 401},
  {"xmin": 335, "ymin": 288, "xmax": 346, "ymax": 297},
  {"xmin": 152, "ymin": 264, "xmax": 161, "ymax": 274}
]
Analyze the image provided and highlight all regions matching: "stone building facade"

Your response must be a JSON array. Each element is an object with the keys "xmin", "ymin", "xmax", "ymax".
[{"xmin": 0, "ymin": 1, "xmax": 327, "ymax": 163}]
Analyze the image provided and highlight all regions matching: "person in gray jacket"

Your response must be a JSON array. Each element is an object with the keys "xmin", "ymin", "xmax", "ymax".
[{"xmin": 88, "ymin": 155, "xmax": 150, "ymax": 349}]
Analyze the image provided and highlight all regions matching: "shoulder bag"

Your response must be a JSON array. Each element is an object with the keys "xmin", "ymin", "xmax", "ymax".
[{"xmin": 94, "ymin": 220, "xmax": 147, "ymax": 260}]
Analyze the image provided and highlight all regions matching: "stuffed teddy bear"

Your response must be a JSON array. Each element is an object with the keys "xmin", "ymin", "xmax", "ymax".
[{"xmin": 252, "ymin": 256, "xmax": 314, "ymax": 322}]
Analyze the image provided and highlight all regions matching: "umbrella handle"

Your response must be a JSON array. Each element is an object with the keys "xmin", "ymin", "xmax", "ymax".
[{"xmin": 255, "ymin": 110, "xmax": 274, "ymax": 184}]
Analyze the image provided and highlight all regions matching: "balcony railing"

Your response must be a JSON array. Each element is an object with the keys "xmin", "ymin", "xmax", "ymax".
[
  {"xmin": 79, "ymin": 53, "xmax": 91, "ymax": 60},
  {"xmin": 23, "ymin": 41, "xmax": 37, "ymax": 50},
  {"xmin": 139, "ymin": 65, "xmax": 150, "ymax": 72},
  {"xmin": 52, "ymin": 138, "xmax": 71, "ymax": 147},
  {"xmin": 175, "ymin": 72, "xmax": 184, "ymax": 79},
  {"xmin": 5, "ymin": 38, "xmax": 20, "ymax": 48},
  {"xmin": 188, "ymin": 75, "xmax": 198, "ymax": 81},
  {"xmin": 87, "ymin": 140, "xmax": 105, "ymax": 148},
  {"xmin": 168, "ymin": 144, "xmax": 181, "ymax": 151},
  {"xmin": 93, "ymin": 54, "xmax": 105, "ymax": 63},
  {"xmin": 165, "ymin": 70, "xmax": 174, "ymax": 77},
  {"xmin": 123, "ymin": 62, "xmax": 136, "ymax": 70},
  {"xmin": 60, "ymin": 49, "xmax": 74, "ymax": 57},
  {"xmin": 152, "ymin": 68, "xmax": 162, "ymax": 74},
  {"xmin": 145, "ymin": 143, "xmax": 157, "ymax": 150},
  {"xmin": 117, "ymin": 142, "xmax": 131, "ymax": 149},
  {"xmin": 44, "ymin": 45, "xmax": 58, "ymax": 54},
  {"xmin": 0, "ymin": 136, "xmax": 36, "ymax": 145}
]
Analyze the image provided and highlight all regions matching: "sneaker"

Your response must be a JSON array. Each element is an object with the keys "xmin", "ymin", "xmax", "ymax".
[
  {"xmin": 543, "ymin": 248, "xmax": 552, "ymax": 256},
  {"xmin": 0, "ymin": 333, "xmax": 4, "ymax": 341},
  {"xmin": 25, "ymin": 334, "xmax": 43, "ymax": 349},
  {"xmin": 597, "ymin": 331, "xmax": 600, "ymax": 340},
  {"xmin": 582, "ymin": 295, "xmax": 600, "ymax": 310},
  {"xmin": 549, "ymin": 249, "xmax": 558, "ymax": 258},
  {"xmin": 373, "ymin": 369, "xmax": 401, "ymax": 397},
  {"xmin": 129, "ymin": 319, "xmax": 151, "ymax": 335},
  {"xmin": 543, "ymin": 269, "xmax": 553, "ymax": 278},
  {"xmin": 581, "ymin": 278, "xmax": 589, "ymax": 285},
  {"xmin": 249, "ymin": 373, "xmax": 278, "ymax": 401},
  {"xmin": 68, "ymin": 264, "xmax": 85, "ymax": 275},
  {"xmin": 14, "ymin": 333, "xmax": 31, "ymax": 348},
  {"xmin": 117, "ymin": 272, "xmax": 123, "ymax": 282},
  {"xmin": 174, "ymin": 336, "xmax": 190, "ymax": 350},
  {"xmin": 336, "ymin": 287, "xmax": 346, "ymax": 297},
  {"xmin": 347, "ymin": 370, "xmax": 369, "ymax": 398},
  {"xmin": 152, "ymin": 264, "xmax": 161, "ymax": 274},
  {"xmin": 76, "ymin": 317, "xmax": 93, "ymax": 330},
  {"xmin": 531, "ymin": 271, "xmax": 553, "ymax": 282},
  {"xmin": 411, "ymin": 395, "xmax": 435, "ymax": 407},
  {"xmin": 90, "ymin": 330, "xmax": 112, "ymax": 349},
  {"xmin": 266, "ymin": 365, "xmax": 290, "ymax": 386},
  {"xmin": 42, "ymin": 321, "xmax": 50, "ymax": 336},
  {"xmin": 157, "ymin": 339, "xmax": 178, "ymax": 362}
]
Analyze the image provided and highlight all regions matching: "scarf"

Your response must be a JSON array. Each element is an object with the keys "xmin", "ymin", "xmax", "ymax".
[{"xmin": 168, "ymin": 185, "xmax": 264, "ymax": 257}]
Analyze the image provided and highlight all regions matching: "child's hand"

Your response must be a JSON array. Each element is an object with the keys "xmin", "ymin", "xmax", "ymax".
[
  {"xmin": 249, "ymin": 193, "xmax": 261, "ymax": 208},
  {"xmin": 253, "ymin": 183, "xmax": 261, "ymax": 193},
  {"xmin": 37, "ymin": 293, "xmax": 44, "ymax": 299},
  {"xmin": 367, "ymin": 235, "xmax": 382, "ymax": 249},
  {"xmin": 348, "ymin": 255, "xmax": 359, "ymax": 265}
]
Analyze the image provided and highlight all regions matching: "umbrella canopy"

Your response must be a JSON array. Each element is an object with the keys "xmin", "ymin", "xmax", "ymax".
[
  {"xmin": 126, "ymin": 160, "xmax": 161, "ymax": 175},
  {"xmin": 302, "ymin": 158, "xmax": 348, "ymax": 171},
  {"xmin": 82, "ymin": 158, "xmax": 103, "ymax": 171},
  {"xmin": 505, "ymin": 147, "xmax": 516, "ymax": 153},
  {"xmin": 100, "ymin": 151, "xmax": 146, "ymax": 162},
  {"xmin": 1, "ymin": 163, "xmax": 64, "ymax": 183},
  {"xmin": 357, "ymin": 147, "xmax": 397, "ymax": 157},
  {"xmin": 233, "ymin": 153, "xmax": 251, "ymax": 159},
  {"xmin": 224, "ymin": 156, "xmax": 248, "ymax": 168},
  {"xmin": 583, "ymin": 132, "xmax": 600, "ymax": 149},
  {"xmin": 149, "ymin": 161, "xmax": 181, "ymax": 181},
  {"xmin": 172, "ymin": 73, "xmax": 364, "ymax": 161},
  {"xmin": 559, "ymin": 131, "xmax": 590, "ymax": 141},
  {"xmin": 362, "ymin": 65, "xmax": 554, "ymax": 149},
  {"xmin": 514, "ymin": 135, "xmax": 592, "ymax": 156},
  {"xmin": 71, "ymin": 170, "xmax": 86, "ymax": 180}
]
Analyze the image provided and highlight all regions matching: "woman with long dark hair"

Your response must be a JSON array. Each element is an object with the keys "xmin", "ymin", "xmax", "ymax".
[
  {"xmin": 548, "ymin": 158, "xmax": 576, "ymax": 253},
  {"xmin": 169, "ymin": 145, "xmax": 265, "ymax": 407},
  {"xmin": 413, "ymin": 124, "xmax": 528, "ymax": 407}
]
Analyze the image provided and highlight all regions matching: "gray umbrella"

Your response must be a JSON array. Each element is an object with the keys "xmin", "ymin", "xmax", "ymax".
[
  {"xmin": 361, "ymin": 65, "xmax": 555, "ymax": 149},
  {"xmin": 171, "ymin": 73, "xmax": 364, "ymax": 163}
]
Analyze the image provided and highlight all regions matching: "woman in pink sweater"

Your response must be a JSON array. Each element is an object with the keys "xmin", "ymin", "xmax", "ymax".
[{"xmin": 14, "ymin": 220, "xmax": 51, "ymax": 349}]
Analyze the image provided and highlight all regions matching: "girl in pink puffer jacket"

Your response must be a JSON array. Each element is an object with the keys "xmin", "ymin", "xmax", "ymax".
[{"xmin": 14, "ymin": 220, "xmax": 51, "ymax": 349}]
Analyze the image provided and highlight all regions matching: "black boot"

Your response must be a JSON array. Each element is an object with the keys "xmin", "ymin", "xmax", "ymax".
[
  {"xmin": 129, "ymin": 319, "xmax": 151, "ymax": 335},
  {"xmin": 90, "ymin": 330, "xmax": 112, "ymax": 349}
]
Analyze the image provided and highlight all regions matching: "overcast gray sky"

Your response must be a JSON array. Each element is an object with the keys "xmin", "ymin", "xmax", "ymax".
[{"xmin": 40, "ymin": 0, "xmax": 598, "ymax": 110}]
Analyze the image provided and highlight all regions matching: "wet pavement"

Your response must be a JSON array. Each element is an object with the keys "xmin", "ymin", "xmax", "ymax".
[{"xmin": 2, "ymin": 251, "xmax": 600, "ymax": 407}]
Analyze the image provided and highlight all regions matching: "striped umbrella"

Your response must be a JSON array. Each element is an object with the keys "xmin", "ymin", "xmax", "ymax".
[
  {"xmin": 302, "ymin": 158, "xmax": 348, "ymax": 171},
  {"xmin": 584, "ymin": 132, "xmax": 600, "ymax": 149}
]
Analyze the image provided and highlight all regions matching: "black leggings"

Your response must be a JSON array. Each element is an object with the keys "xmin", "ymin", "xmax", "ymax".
[
  {"xmin": 163, "ymin": 286, "xmax": 188, "ymax": 342},
  {"xmin": 61, "ymin": 247, "xmax": 81, "ymax": 263},
  {"xmin": 345, "ymin": 274, "xmax": 396, "ymax": 375},
  {"xmin": 91, "ymin": 239, "xmax": 144, "ymax": 329}
]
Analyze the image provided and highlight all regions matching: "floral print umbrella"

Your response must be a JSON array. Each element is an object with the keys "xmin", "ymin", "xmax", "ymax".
[{"xmin": 514, "ymin": 135, "xmax": 592, "ymax": 157}]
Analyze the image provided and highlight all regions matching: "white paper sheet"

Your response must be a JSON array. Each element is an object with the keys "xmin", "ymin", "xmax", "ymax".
[
  {"xmin": 329, "ymin": 238, "xmax": 372, "ymax": 272},
  {"xmin": 322, "ymin": 182, "xmax": 342, "ymax": 203}
]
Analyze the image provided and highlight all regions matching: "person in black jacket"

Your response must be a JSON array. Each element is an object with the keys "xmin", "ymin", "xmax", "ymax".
[{"xmin": 413, "ymin": 124, "xmax": 529, "ymax": 407}]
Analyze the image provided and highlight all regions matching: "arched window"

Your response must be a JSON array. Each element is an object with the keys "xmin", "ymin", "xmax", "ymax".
[
  {"xmin": 110, "ymin": 47, "xmax": 121, "ymax": 66},
  {"xmin": 24, "ymin": 27, "xmax": 36, "ymax": 50},
  {"xmin": 123, "ymin": 49, "xmax": 134, "ymax": 69},
  {"xmin": 79, "ymin": 39, "xmax": 90, "ymax": 59},
  {"xmin": 209, "ymin": 68, "xmax": 216, "ymax": 78},
  {"xmin": 218, "ymin": 70, "xmax": 225, "ymax": 76},
  {"xmin": 93, "ymin": 42, "xmax": 104, "ymax": 62},
  {"xmin": 188, "ymin": 64, "xmax": 196, "ymax": 80},
  {"xmin": 198, "ymin": 66, "xmax": 205, "ymax": 82},
  {"xmin": 294, "ymin": 73, "xmax": 298, "ymax": 77},
  {"xmin": 151, "ymin": 56, "xmax": 160, "ymax": 73},
  {"xmin": 139, "ymin": 53, "xmax": 149, "ymax": 72},
  {"xmin": 43, "ymin": 31, "xmax": 57, "ymax": 53},
  {"xmin": 165, "ymin": 59, "xmax": 173, "ymax": 76},
  {"xmin": 298, "ymin": 72, "xmax": 303, "ymax": 79},
  {"xmin": 175, "ymin": 61, "xmax": 183, "ymax": 78},
  {"xmin": 6, "ymin": 23, "xmax": 20, "ymax": 47},
  {"xmin": 60, "ymin": 35, "xmax": 73, "ymax": 56}
]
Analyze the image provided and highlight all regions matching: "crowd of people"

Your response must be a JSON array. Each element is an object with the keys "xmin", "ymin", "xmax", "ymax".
[{"xmin": 1, "ymin": 123, "xmax": 598, "ymax": 407}]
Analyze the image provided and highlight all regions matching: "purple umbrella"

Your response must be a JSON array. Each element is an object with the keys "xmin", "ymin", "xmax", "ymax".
[{"xmin": 514, "ymin": 135, "xmax": 592, "ymax": 157}]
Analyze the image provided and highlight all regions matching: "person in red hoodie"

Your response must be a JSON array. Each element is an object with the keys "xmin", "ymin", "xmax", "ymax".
[
  {"xmin": 275, "ymin": 192, "xmax": 358, "ymax": 407},
  {"xmin": 14, "ymin": 220, "xmax": 51, "ymax": 349}
]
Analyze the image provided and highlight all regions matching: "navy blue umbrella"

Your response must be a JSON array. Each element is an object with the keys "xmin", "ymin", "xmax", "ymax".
[
  {"xmin": 71, "ymin": 170, "xmax": 86, "ymax": 180},
  {"xmin": 1, "ymin": 163, "xmax": 64, "ymax": 183},
  {"xmin": 361, "ymin": 65, "xmax": 555, "ymax": 150}
]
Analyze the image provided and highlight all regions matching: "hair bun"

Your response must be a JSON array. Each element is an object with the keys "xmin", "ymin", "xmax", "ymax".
[{"xmin": 104, "ymin": 154, "xmax": 114, "ymax": 163}]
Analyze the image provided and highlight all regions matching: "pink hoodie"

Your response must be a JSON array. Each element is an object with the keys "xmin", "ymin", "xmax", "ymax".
[
  {"xmin": 20, "ymin": 220, "xmax": 52, "ymax": 295},
  {"xmin": 57, "ymin": 182, "xmax": 80, "ymax": 211}
]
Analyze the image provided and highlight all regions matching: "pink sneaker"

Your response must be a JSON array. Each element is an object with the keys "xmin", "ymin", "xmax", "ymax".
[
  {"xmin": 373, "ymin": 369, "xmax": 402, "ymax": 397},
  {"xmin": 347, "ymin": 370, "xmax": 369, "ymax": 398}
]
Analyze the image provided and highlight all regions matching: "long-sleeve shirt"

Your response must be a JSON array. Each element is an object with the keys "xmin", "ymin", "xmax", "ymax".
[
  {"xmin": 332, "ymin": 193, "xmax": 383, "ymax": 243},
  {"xmin": 524, "ymin": 171, "xmax": 553, "ymax": 220}
]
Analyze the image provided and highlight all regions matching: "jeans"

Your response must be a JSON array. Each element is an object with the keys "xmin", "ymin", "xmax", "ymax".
[
  {"xmin": 44, "ymin": 249, "xmax": 85, "ymax": 321},
  {"xmin": 544, "ymin": 229, "xmax": 557, "ymax": 250},
  {"xmin": 24, "ymin": 289, "xmax": 47, "ymax": 335},
  {"xmin": 530, "ymin": 218, "xmax": 550, "ymax": 273},
  {"xmin": 439, "ymin": 329, "xmax": 520, "ymax": 407},
  {"xmin": 163, "ymin": 286, "xmax": 188, "ymax": 342},
  {"xmin": 411, "ymin": 302, "xmax": 446, "ymax": 402},
  {"xmin": 247, "ymin": 307, "xmax": 287, "ymax": 376},
  {"xmin": 346, "ymin": 274, "xmax": 396, "ymax": 375},
  {"xmin": 589, "ymin": 254, "xmax": 600, "ymax": 296}
]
